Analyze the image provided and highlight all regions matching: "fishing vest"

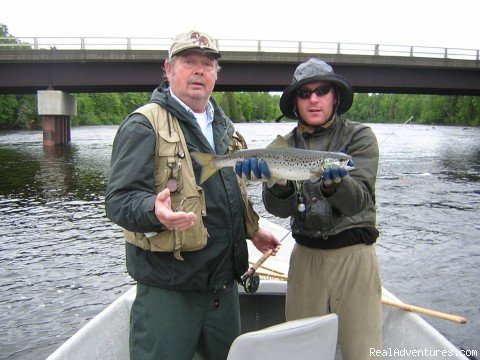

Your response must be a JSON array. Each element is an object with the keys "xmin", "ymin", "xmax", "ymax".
[{"xmin": 123, "ymin": 103, "xmax": 208, "ymax": 260}]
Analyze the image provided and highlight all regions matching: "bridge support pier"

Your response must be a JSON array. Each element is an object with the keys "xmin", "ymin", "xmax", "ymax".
[{"xmin": 37, "ymin": 90, "xmax": 76, "ymax": 146}]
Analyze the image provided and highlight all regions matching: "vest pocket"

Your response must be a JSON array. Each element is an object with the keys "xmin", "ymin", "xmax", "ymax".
[
  {"xmin": 145, "ymin": 188, "xmax": 208, "ymax": 260},
  {"xmin": 305, "ymin": 199, "xmax": 334, "ymax": 231},
  {"xmin": 171, "ymin": 191, "xmax": 209, "ymax": 259},
  {"xmin": 156, "ymin": 130, "xmax": 184, "ymax": 193}
]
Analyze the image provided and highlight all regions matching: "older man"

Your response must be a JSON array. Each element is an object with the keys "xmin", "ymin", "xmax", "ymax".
[{"xmin": 105, "ymin": 30, "xmax": 280, "ymax": 360}]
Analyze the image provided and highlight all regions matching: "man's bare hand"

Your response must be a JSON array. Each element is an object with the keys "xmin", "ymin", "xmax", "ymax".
[
  {"xmin": 154, "ymin": 189, "xmax": 196, "ymax": 231},
  {"xmin": 251, "ymin": 228, "xmax": 281, "ymax": 255}
]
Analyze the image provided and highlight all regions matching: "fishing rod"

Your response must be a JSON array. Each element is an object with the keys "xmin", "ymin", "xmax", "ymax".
[
  {"xmin": 240, "ymin": 230, "xmax": 291, "ymax": 293},
  {"xmin": 249, "ymin": 270, "xmax": 467, "ymax": 324},
  {"xmin": 241, "ymin": 115, "xmax": 469, "ymax": 323}
]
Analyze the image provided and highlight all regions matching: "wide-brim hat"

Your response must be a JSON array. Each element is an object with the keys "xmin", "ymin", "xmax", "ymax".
[
  {"xmin": 280, "ymin": 58, "xmax": 353, "ymax": 118},
  {"xmin": 169, "ymin": 30, "xmax": 221, "ymax": 59}
]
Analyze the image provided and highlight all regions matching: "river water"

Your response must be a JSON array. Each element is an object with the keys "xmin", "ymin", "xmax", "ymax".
[{"xmin": 0, "ymin": 123, "xmax": 479, "ymax": 359}]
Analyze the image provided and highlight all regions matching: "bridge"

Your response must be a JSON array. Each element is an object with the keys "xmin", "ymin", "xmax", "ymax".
[{"xmin": 1, "ymin": 37, "xmax": 480, "ymax": 95}]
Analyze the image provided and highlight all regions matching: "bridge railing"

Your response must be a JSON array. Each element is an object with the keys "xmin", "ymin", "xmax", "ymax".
[{"xmin": 1, "ymin": 36, "xmax": 479, "ymax": 61}]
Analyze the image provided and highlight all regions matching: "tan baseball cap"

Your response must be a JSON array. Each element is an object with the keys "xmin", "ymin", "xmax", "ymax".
[{"xmin": 169, "ymin": 30, "xmax": 221, "ymax": 59}]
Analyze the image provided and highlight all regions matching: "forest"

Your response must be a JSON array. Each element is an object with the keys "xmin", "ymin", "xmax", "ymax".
[
  {"xmin": 1, "ymin": 91, "xmax": 479, "ymax": 130},
  {"xmin": 1, "ymin": 24, "xmax": 479, "ymax": 129}
]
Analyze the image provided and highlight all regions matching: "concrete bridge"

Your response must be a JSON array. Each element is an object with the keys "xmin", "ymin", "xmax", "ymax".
[{"xmin": 1, "ymin": 37, "xmax": 479, "ymax": 95}]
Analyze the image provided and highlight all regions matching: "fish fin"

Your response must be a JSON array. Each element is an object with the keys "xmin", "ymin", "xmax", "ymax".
[
  {"xmin": 309, "ymin": 169, "xmax": 324, "ymax": 183},
  {"xmin": 266, "ymin": 135, "xmax": 290, "ymax": 149},
  {"xmin": 190, "ymin": 152, "xmax": 220, "ymax": 184},
  {"xmin": 266, "ymin": 178, "xmax": 277, "ymax": 188}
]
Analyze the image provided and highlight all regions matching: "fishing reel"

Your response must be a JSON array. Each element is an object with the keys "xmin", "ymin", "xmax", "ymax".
[{"xmin": 241, "ymin": 273, "xmax": 260, "ymax": 294}]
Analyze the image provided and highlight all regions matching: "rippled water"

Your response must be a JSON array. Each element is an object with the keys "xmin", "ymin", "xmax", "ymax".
[{"xmin": 0, "ymin": 123, "xmax": 479, "ymax": 359}]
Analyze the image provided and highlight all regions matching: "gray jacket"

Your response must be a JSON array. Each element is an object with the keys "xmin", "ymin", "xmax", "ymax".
[{"xmin": 263, "ymin": 117, "xmax": 379, "ymax": 238}]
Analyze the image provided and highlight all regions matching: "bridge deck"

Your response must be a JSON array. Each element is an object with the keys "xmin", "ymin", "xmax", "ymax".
[{"xmin": 1, "ymin": 37, "xmax": 479, "ymax": 95}]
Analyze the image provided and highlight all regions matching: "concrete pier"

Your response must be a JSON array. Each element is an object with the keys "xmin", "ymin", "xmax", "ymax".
[{"xmin": 37, "ymin": 91, "xmax": 76, "ymax": 146}]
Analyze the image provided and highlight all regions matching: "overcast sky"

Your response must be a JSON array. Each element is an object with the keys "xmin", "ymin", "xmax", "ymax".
[{"xmin": 2, "ymin": 0, "xmax": 479, "ymax": 50}]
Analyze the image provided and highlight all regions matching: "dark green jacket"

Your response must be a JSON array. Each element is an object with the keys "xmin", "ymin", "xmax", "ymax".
[
  {"xmin": 263, "ymin": 117, "xmax": 379, "ymax": 238},
  {"xmin": 105, "ymin": 82, "xmax": 249, "ymax": 291}
]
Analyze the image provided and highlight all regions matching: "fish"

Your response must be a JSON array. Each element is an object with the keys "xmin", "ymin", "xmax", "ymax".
[{"xmin": 190, "ymin": 135, "xmax": 354, "ymax": 187}]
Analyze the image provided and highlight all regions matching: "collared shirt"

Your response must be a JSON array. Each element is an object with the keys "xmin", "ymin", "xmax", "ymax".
[{"xmin": 169, "ymin": 90, "xmax": 215, "ymax": 150}]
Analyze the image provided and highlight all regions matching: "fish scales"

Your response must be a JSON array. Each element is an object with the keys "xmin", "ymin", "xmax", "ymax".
[
  {"xmin": 191, "ymin": 145, "xmax": 353, "ymax": 186},
  {"xmin": 211, "ymin": 148, "xmax": 345, "ymax": 181}
]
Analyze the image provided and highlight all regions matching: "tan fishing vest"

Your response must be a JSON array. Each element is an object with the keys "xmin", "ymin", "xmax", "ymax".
[{"xmin": 123, "ymin": 103, "xmax": 208, "ymax": 260}]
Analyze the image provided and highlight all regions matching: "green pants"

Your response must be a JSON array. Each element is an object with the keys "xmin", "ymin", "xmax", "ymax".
[
  {"xmin": 130, "ymin": 283, "xmax": 240, "ymax": 360},
  {"xmin": 286, "ymin": 243, "xmax": 382, "ymax": 360}
]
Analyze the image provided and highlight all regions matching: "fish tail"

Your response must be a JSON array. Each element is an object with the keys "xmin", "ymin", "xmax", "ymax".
[{"xmin": 190, "ymin": 152, "xmax": 220, "ymax": 184}]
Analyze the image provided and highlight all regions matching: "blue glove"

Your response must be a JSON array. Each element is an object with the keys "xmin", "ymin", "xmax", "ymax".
[
  {"xmin": 323, "ymin": 166, "xmax": 349, "ymax": 187},
  {"xmin": 235, "ymin": 158, "xmax": 271, "ymax": 180}
]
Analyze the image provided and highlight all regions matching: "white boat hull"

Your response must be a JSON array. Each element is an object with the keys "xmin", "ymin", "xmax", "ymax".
[{"xmin": 47, "ymin": 219, "xmax": 468, "ymax": 360}]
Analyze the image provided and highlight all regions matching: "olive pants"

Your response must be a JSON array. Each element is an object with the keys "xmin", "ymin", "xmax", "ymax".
[
  {"xmin": 286, "ymin": 243, "xmax": 382, "ymax": 360},
  {"xmin": 130, "ymin": 283, "xmax": 240, "ymax": 360}
]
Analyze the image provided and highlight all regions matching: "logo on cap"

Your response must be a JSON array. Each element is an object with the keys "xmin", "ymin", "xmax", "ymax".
[
  {"xmin": 169, "ymin": 30, "xmax": 220, "ymax": 59},
  {"xmin": 191, "ymin": 32, "xmax": 209, "ymax": 48}
]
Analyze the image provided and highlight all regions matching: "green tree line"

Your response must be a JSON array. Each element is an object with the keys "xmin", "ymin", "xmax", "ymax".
[
  {"xmin": 349, "ymin": 93, "xmax": 480, "ymax": 126},
  {"xmin": 1, "ymin": 92, "xmax": 479, "ymax": 130}
]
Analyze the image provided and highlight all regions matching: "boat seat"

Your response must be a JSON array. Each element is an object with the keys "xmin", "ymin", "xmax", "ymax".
[{"xmin": 227, "ymin": 314, "xmax": 338, "ymax": 360}]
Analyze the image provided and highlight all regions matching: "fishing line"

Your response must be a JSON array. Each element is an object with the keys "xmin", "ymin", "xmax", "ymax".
[
  {"xmin": 380, "ymin": 116, "xmax": 413, "ymax": 145},
  {"xmin": 247, "ymin": 116, "xmax": 415, "ymax": 291}
]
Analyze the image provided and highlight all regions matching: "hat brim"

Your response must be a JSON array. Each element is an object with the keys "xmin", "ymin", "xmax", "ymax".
[
  {"xmin": 280, "ymin": 75, "xmax": 353, "ymax": 118},
  {"xmin": 171, "ymin": 46, "xmax": 221, "ymax": 59}
]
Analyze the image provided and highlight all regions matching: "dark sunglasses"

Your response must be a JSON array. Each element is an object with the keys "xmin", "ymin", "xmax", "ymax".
[{"xmin": 296, "ymin": 85, "xmax": 332, "ymax": 99}]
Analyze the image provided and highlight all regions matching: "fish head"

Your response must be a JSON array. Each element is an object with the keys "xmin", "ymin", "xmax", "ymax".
[
  {"xmin": 337, "ymin": 153, "xmax": 354, "ymax": 170},
  {"xmin": 323, "ymin": 154, "xmax": 354, "ymax": 170},
  {"xmin": 309, "ymin": 152, "xmax": 354, "ymax": 182}
]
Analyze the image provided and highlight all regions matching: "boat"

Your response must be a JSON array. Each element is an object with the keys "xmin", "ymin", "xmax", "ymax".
[{"xmin": 47, "ymin": 219, "xmax": 469, "ymax": 360}]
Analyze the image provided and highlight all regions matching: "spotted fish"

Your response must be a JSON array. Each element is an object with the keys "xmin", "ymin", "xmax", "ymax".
[{"xmin": 190, "ymin": 135, "xmax": 354, "ymax": 187}]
